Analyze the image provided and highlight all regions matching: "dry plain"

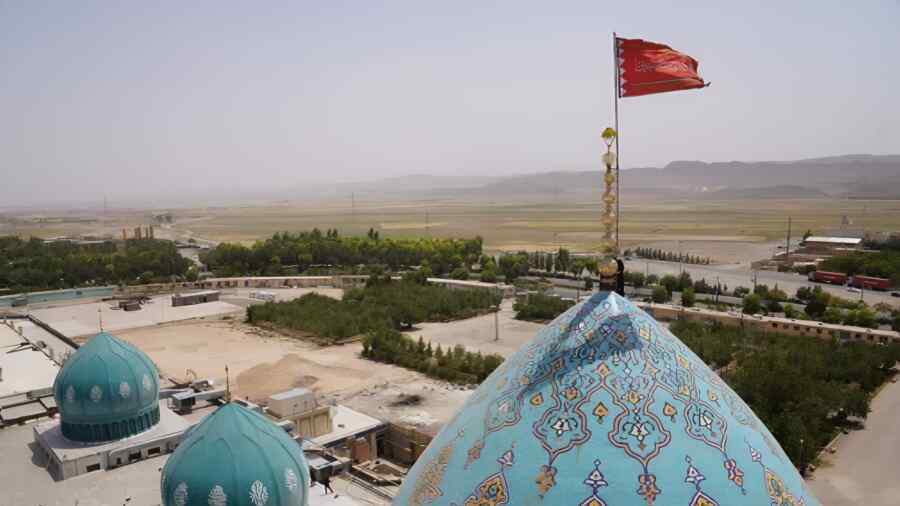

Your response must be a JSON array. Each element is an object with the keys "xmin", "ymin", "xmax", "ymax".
[{"xmin": 4, "ymin": 196, "xmax": 899, "ymax": 264}]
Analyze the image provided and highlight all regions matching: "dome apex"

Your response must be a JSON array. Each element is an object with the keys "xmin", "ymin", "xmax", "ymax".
[
  {"xmin": 53, "ymin": 331, "xmax": 160, "ymax": 442},
  {"xmin": 395, "ymin": 292, "xmax": 821, "ymax": 505}
]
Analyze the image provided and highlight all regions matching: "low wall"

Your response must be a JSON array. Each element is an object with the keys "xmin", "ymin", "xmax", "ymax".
[
  {"xmin": 0, "ymin": 286, "xmax": 115, "ymax": 308},
  {"xmin": 639, "ymin": 302, "xmax": 899, "ymax": 344}
]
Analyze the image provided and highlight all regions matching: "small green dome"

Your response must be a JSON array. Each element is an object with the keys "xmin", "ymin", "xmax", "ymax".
[
  {"xmin": 161, "ymin": 403, "xmax": 310, "ymax": 506},
  {"xmin": 53, "ymin": 331, "xmax": 161, "ymax": 442}
]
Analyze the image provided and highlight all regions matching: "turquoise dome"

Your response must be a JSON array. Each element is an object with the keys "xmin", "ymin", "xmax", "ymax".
[
  {"xmin": 395, "ymin": 292, "xmax": 821, "ymax": 506},
  {"xmin": 161, "ymin": 403, "xmax": 310, "ymax": 506},
  {"xmin": 53, "ymin": 331, "xmax": 161, "ymax": 442}
]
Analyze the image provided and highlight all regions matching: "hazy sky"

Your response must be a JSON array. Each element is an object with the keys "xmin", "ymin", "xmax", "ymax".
[{"xmin": 2, "ymin": 1, "xmax": 898, "ymax": 205}]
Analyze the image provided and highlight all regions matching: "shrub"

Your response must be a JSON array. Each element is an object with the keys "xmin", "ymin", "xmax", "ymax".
[
  {"xmin": 514, "ymin": 294, "xmax": 574, "ymax": 321},
  {"xmin": 742, "ymin": 293, "xmax": 762, "ymax": 314},
  {"xmin": 681, "ymin": 287, "xmax": 696, "ymax": 307},
  {"xmin": 652, "ymin": 286, "xmax": 671, "ymax": 303}
]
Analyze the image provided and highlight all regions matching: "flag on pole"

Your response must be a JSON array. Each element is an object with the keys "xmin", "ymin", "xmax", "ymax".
[{"xmin": 616, "ymin": 37, "xmax": 708, "ymax": 98}]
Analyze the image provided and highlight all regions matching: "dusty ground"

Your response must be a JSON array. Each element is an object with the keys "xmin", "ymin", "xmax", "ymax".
[
  {"xmin": 115, "ymin": 320, "xmax": 416, "ymax": 403},
  {"xmin": 402, "ymin": 299, "xmax": 543, "ymax": 357},
  {"xmin": 107, "ymin": 297, "xmax": 543, "ymax": 434},
  {"xmin": 114, "ymin": 317, "xmax": 483, "ymax": 434}
]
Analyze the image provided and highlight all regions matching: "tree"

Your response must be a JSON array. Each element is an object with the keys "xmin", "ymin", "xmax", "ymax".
[
  {"xmin": 652, "ymin": 286, "xmax": 671, "ymax": 303},
  {"xmin": 804, "ymin": 296, "xmax": 828, "ymax": 318},
  {"xmin": 660, "ymin": 274, "xmax": 679, "ymax": 294},
  {"xmin": 822, "ymin": 306, "xmax": 843, "ymax": 323},
  {"xmin": 450, "ymin": 266, "xmax": 469, "ymax": 280},
  {"xmin": 681, "ymin": 287, "xmax": 695, "ymax": 307},
  {"xmin": 893, "ymin": 313, "xmax": 900, "ymax": 332},
  {"xmin": 624, "ymin": 271, "xmax": 645, "ymax": 288},
  {"xmin": 783, "ymin": 303, "xmax": 797, "ymax": 319},
  {"xmin": 480, "ymin": 265, "xmax": 498, "ymax": 283},
  {"xmin": 742, "ymin": 294, "xmax": 762, "ymax": 314}
]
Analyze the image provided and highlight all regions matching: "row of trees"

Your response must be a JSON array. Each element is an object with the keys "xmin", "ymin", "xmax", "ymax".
[
  {"xmin": 362, "ymin": 327, "xmax": 504, "ymax": 384},
  {"xmin": 671, "ymin": 320, "xmax": 900, "ymax": 470},
  {"xmin": 0, "ymin": 236, "xmax": 192, "ymax": 291},
  {"xmin": 246, "ymin": 277, "xmax": 500, "ymax": 341},
  {"xmin": 201, "ymin": 229, "xmax": 483, "ymax": 277},
  {"xmin": 630, "ymin": 247, "xmax": 711, "ymax": 265}
]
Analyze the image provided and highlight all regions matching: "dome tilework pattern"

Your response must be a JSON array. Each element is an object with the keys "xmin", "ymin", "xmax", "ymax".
[
  {"xmin": 53, "ymin": 331, "xmax": 160, "ymax": 442},
  {"xmin": 394, "ymin": 292, "xmax": 821, "ymax": 506},
  {"xmin": 161, "ymin": 403, "xmax": 310, "ymax": 506}
]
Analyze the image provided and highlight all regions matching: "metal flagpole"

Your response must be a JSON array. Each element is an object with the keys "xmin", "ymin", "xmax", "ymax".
[{"xmin": 613, "ymin": 33, "xmax": 621, "ymax": 254}]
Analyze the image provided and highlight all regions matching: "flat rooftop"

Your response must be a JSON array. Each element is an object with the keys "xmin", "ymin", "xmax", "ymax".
[
  {"xmin": 803, "ymin": 236, "xmax": 862, "ymax": 245},
  {"xmin": 0, "ymin": 323, "xmax": 60, "ymax": 398},
  {"xmin": 270, "ymin": 387, "xmax": 311, "ymax": 400},
  {"xmin": 30, "ymin": 295, "xmax": 243, "ymax": 338},
  {"xmin": 307, "ymin": 405, "xmax": 385, "ymax": 448},
  {"xmin": 35, "ymin": 402, "xmax": 190, "ymax": 461}
]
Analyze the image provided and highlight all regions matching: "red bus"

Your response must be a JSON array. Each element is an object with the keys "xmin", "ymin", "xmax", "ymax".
[
  {"xmin": 849, "ymin": 275, "xmax": 890, "ymax": 291},
  {"xmin": 807, "ymin": 271, "xmax": 848, "ymax": 285}
]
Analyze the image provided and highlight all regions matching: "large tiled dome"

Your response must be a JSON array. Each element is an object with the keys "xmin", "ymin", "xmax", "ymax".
[
  {"xmin": 53, "ymin": 331, "xmax": 161, "ymax": 442},
  {"xmin": 161, "ymin": 403, "xmax": 310, "ymax": 506},
  {"xmin": 394, "ymin": 292, "xmax": 821, "ymax": 505}
]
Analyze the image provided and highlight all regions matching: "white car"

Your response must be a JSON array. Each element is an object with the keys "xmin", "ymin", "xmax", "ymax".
[{"xmin": 846, "ymin": 286, "xmax": 861, "ymax": 293}]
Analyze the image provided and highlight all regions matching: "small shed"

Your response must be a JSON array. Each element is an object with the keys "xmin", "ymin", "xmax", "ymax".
[{"xmin": 171, "ymin": 290, "xmax": 220, "ymax": 307}]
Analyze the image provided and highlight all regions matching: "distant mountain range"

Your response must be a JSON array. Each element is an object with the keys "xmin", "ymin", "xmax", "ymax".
[{"xmin": 306, "ymin": 154, "xmax": 900, "ymax": 201}]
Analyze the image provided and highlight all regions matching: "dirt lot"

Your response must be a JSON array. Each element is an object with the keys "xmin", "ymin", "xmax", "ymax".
[
  {"xmin": 109, "ymin": 299, "xmax": 545, "ymax": 434},
  {"xmin": 115, "ymin": 320, "xmax": 411, "ymax": 401},
  {"xmin": 402, "ymin": 299, "xmax": 543, "ymax": 357}
]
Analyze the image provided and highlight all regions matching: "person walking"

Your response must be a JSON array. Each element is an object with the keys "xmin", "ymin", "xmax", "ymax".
[{"xmin": 321, "ymin": 475, "xmax": 334, "ymax": 495}]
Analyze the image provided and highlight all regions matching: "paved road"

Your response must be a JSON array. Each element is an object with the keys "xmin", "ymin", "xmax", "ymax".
[
  {"xmin": 623, "ymin": 259, "xmax": 899, "ymax": 308},
  {"xmin": 807, "ymin": 376, "xmax": 900, "ymax": 505}
]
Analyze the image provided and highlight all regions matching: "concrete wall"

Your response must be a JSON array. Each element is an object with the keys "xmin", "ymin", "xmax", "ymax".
[
  {"xmin": 382, "ymin": 423, "xmax": 433, "ymax": 466},
  {"xmin": 286, "ymin": 406, "xmax": 333, "ymax": 439},
  {"xmin": 639, "ymin": 303, "xmax": 899, "ymax": 344}
]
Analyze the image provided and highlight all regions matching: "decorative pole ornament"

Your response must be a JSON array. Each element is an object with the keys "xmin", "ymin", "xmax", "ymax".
[
  {"xmin": 600, "ymin": 127, "xmax": 618, "ymax": 257},
  {"xmin": 598, "ymin": 128, "xmax": 622, "ymax": 289}
]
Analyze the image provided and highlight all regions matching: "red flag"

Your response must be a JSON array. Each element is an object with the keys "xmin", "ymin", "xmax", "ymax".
[{"xmin": 617, "ymin": 37, "xmax": 708, "ymax": 98}]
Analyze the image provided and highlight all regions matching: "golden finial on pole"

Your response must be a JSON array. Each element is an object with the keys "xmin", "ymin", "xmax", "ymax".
[
  {"xmin": 597, "ymin": 128, "xmax": 621, "ymax": 288},
  {"xmin": 600, "ymin": 127, "xmax": 618, "ymax": 257}
]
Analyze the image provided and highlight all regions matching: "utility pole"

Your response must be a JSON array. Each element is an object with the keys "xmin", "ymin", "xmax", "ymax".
[
  {"xmin": 678, "ymin": 240, "xmax": 683, "ymax": 276},
  {"xmin": 751, "ymin": 270, "xmax": 758, "ymax": 291},
  {"xmin": 494, "ymin": 306, "xmax": 499, "ymax": 342},
  {"xmin": 715, "ymin": 276, "xmax": 720, "ymax": 305},
  {"xmin": 785, "ymin": 216, "xmax": 792, "ymax": 264},
  {"xmin": 493, "ymin": 288, "xmax": 500, "ymax": 342}
]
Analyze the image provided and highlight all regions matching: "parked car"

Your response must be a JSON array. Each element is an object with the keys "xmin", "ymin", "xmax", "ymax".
[
  {"xmin": 891, "ymin": 291, "xmax": 900, "ymax": 298},
  {"xmin": 846, "ymin": 287, "xmax": 861, "ymax": 294}
]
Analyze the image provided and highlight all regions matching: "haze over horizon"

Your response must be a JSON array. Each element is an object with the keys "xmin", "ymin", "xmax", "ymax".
[{"xmin": 2, "ymin": 1, "xmax": 898, "ymax": 206}]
